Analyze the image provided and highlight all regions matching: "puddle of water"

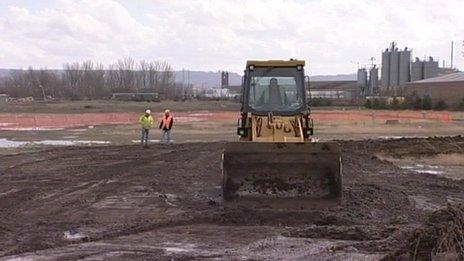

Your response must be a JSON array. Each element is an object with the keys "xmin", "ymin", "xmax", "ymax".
[
  {"xmin": 64, "ymin": 230, "xmax": 88, "ymax": 241},
  {"xmin": 164, "ymin": 247, "xmax": 190, "ymax": 253},
  {"xmin": 0, "ymin": 138, "xmax": 110, "ymax": 148},
  {"xmin": 4, "ymin": 257, "xmax": 35, "ymax": 261},
  {"xmin": 163, "ymin": 243, "xmax": 196, "ymax": 253},
  {"xmin": 401, "ymin": 164, "xmax": 444, "ymax": 175},
  {"xmin": 0, "ymin": 139, "xmax": 29, "ymax": 148},
  {"xmin": 0, "ymin": 127, "xmax": 65, "ymax": 131},
  {"xmin": 131, "ymin": 139, "xmax": 161, "ymax": 143},
  {"xmin": 414, "ymin": 169, "xmax": 444, "ymax": 175},
  {"xmin": 378, "ymin": 153, "xmax": 464, "ymax": 180},
  {"xmin": 377, "ymin": 135, "xmax": 417, "ymax": 140},
  {"xmin": 131, "ymin": 140, "xmax": 175, "ymax": 143},
  {"xmin": 35, "ymin": 140, "xmax": 110, "ymax": 146}
]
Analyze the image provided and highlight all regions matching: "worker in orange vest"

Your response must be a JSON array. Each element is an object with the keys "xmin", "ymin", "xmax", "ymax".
[{"xmin": 159, "ymin": 109, "xmax": 174, "ymax": 143}]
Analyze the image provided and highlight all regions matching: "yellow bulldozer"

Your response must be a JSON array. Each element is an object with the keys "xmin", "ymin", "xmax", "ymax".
[{"xmin": 222, "ymin": 60, "xmax": 342, "ymax": 210}]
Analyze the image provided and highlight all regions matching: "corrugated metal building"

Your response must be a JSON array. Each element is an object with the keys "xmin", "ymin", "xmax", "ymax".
[
  {"xmin": 357, "ymin": 68, "xmax": 368, "ymax": 95},
  {"xmin": 381, "ymin": 49, "xmax": 390, "ymax": 88},
  {"xmin": 310, "ymin": 81, "xmax": 360, "ymax": 101},
  {"xmin": 399, "ymin": 48, "xmax": 411, "ymax": 86},
  {"xmin": 389, "ymin": 47, "xmax": 400, "ymax": 87},
  {"xmin": 380, "ymin": 43, "xmax": 411, "ymax": 90},
  {"xmin": 369, "ymin": 66, "xmax": 379, "ymax": 95},
  {"xmin": 424, "ymin": 58, "xmax": 439, "ymax": 79},
  {"xmin": 411, "ymin": 58, "xmax": 424, "ymax": 82},
  {"xmin": 405, "ymin": 72, "xmax": 464, "ymax": 107},
  {"xmin": 411, "ymin": 57, "xmax": 456, "ymax": 82}
]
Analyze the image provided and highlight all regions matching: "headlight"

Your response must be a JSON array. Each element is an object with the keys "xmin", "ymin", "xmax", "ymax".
[
  {"xmin": 249, "ymin": 65, "xmax": 254, "ymax": 71},
  {"xmin": 297, "ymin": 65, "xmax": 302, "ymax": 71}
]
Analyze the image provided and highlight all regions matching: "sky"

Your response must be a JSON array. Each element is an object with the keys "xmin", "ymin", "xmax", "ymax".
[{"xmin": 0, "ymin": 0, "xmax": 463, "ymax": 75}]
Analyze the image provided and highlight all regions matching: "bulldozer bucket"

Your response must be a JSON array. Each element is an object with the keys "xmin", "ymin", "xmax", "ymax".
[{"xmin": 222, "ymin": 142, "xmax": 342, "ymax": 210}]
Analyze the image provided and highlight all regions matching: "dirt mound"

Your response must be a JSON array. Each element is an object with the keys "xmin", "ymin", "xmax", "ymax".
[{"xmin": 386, "ymin": 204, "xmax": 464, "ymax": 260}]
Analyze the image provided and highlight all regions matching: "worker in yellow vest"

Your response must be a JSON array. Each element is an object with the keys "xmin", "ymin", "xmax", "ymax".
[
  {"xmin": 159, "ymin": 109, "xmax": 174, "ymax": 144},
  {"xmin": 139, "ymin": 109, "xmax": 154, "ymax": 147}
]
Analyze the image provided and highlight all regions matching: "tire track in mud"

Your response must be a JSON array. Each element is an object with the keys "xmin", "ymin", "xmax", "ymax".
[
  {"xmin": 1, "ymin": 147, "xmax": 163, "ymax": 209},
  {"xmin": 0, "ymin": 143, "xmax": 226, "ymax": 257}
]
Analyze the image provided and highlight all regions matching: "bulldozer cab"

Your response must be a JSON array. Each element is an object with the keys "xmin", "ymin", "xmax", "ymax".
[
  {"xmin": 222, "ymin": 60, "xmax": 342, "ymax": 211},
  {"xmin": 242, "ymin": 60, "xmax": 308, "ymax": 116}
]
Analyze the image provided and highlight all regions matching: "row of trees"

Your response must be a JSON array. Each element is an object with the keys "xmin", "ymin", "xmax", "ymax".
[{"xmin": 0, "ymin": 58, "xmax": 188, "ymax": 100}]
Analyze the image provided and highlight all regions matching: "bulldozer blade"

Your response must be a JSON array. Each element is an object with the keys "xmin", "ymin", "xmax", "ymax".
[{"xmin": 222, "ymin": 142, "xmax": 342, "ymax": 210}]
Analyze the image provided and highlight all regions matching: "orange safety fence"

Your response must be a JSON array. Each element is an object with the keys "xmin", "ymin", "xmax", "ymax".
[
  {"xmin": 0, "ymin": 110, "xmax": 454, "ymax": 131},
  {"xmin": 0, "ymin": 111, "xmax": 238, "ymax": 130},
  {"xmin": 311, "ymin": 110, "xmax": 453, "ymax": 123}
]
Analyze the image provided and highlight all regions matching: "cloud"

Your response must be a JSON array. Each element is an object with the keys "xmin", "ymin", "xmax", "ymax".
[
  {"xmin": 0, "ymin": 0, "xmax": 463, "ymax": 74},
  {"xmin": 0, "ymin": 0, "xmax": 156, "ymax": 68}
]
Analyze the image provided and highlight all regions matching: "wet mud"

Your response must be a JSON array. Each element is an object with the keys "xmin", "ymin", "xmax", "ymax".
[{"xmin": 1, "ymin": 136, "xmax": 464, "ymax": 260}]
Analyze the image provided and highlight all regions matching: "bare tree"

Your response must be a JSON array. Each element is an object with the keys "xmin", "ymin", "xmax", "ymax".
[
  {"xmin": 1, "ymin": 57, "xmax": 176, "ymax": 100},
  {"xmin": 138, "ymin": 60, "xmax": 149, "ymax": 91},
  {"xmin": 117, "ymin": 57, "xmax": 136, "ymax": 91},
  {"xmin": 149, "ymin": 61, "xmax": 162, "ymax": 92},
  {"xmin": 159, "ymin": 62, "xmax": 176, "ymax": 99},
  {"xmin": 63, "ymin": 62, "xmax": 83, "ymax": 98}
]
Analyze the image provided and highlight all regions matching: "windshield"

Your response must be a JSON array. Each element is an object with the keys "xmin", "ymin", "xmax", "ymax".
[{"xmin": 248, "ymin": 67, "xmax": 304, "ymax": 112}]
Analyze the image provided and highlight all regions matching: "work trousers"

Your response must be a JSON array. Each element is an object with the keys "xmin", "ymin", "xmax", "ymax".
[
  {"xmin": 141, "ymin": 128, "xmax": 149, "ymax": 146},
  {"xmin": 161, "ymin": 130, "xmax": 171, "ymax": 144}
]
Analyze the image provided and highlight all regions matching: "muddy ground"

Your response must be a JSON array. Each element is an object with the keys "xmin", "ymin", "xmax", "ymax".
[{"xmin": 1, "ymin": 136, "xmax": 464, "ymax": 260}]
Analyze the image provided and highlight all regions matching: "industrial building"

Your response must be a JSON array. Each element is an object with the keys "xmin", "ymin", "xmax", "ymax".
[
  {"xmin": 221, "ymin": 71, "xmax": 229, "ymax": 88},
  {"xmin": 310, "ymin": 81, "xmax": 360, "ymax": 104},
  {"xmin": 411, "ymin": 57, "xmax": 439, "ymax": 81},
  {"xmin": 357, "ymin": 65, "xmax": 379, "ymax": 96},
  {"xmin": 357, "ymin": 68, "xmax": 367, "ymax": 95},
  {"xmin": 368, "ymin": 66, "xmax": 379, "ymax": 95},
  {"xmin": 380, "ymin": 42, "xmax": 411, "ymax": 90},
  {"xmin": 0, "ymin": 94, "xmax": 9, "ymax": 103},
  {"xmin": 411, "ymin": 57, "xmax": 458, "ymax": 81},
  {"xmin": 405, "ymin": 72, "xmax": 464, "ymax": 107},
  {"xmin": 374, "ymin": 41, "xmax": 459, "ymax": 97}
]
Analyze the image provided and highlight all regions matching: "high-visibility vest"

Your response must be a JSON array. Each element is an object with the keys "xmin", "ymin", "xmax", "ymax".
[
  {"xmin": 161, "ymin": 116, "xmax": 172, "ymax": 129},
  {"xmin": 139, "ymin": 115, "xmax": 154, "ymax": 129}
]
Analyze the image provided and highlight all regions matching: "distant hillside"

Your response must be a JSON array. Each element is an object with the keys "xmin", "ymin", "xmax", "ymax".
[
  {"xmin": 174, "ymin": 71, "xmax": 241, "ymax": 88},
  {"xmin": 173, "ymin": 71, "xmax": 357, "ymax": 87}
]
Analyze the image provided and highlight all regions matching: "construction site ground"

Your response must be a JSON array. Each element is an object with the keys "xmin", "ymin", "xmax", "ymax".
[
  {"xmin": 1, "ymin": 137, "xmax": 464, "ymax": 260},
  {"xmin": 1, "ymin": 101, "xmax": 464, "ymax": 260}
]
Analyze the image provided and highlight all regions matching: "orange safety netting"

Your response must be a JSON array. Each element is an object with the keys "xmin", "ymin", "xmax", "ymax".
[{"xmin": 0, "ymin": 110, "xmax": 453, "ymax": 130}]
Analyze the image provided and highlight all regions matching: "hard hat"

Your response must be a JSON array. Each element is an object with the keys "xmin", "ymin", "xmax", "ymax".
[
  {"xmin": 145, "ymin": 109, "xmax": 151, "ymax": 114},
  {"xmin": 164, "ymin": 109, "xmax": 170, "ymax": 114}
]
